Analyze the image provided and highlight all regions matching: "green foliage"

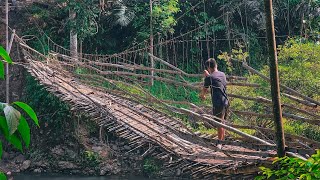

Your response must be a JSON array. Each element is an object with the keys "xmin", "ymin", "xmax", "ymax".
[
  {"xmin": 277, "ymin": 39, "xmax": 320, "ymax": 97},
  {"xmin": 256, "ymin": 150, "xmax": 320, "ymax": 180},
  {"xmin": 217, "ymin": 39, "xmax": 320, "ymax": 141},
  {"xmin": 75, "ymin": 67, "xmax": 90, "ymax": 75},
  {"xmin": 23, "ymin": 75, "xmax": 71, "ymax": 131},
  {"xmin": 0, "ymin": 47, "xmax": 38, "ymax": 180},
  {"xmin": 13, "ymin": 102, "xmax": 39, "ymax": 127},
  {"xmin": 66, "ymin": 0, "xmax": 100, "ymax": 40},
  {"xmin": 0, "ymin": 48, "xmax": 38, "ymax": 151},
  {"xmin": 146, "ymin": 80, "xmax": 201, "ymax": 104},
  {"xmin": 133, "ymin": 0, "xmax": 180, "ymax": 39},
  {"xmin": 17, "ymin": 116, "xmax": 31, "ymax": 148},
  {"xmin": 8, "ymin": 134, "xmax": 23, "ymax": 152},
  {"xmin": 0, "ymin": 173, "xmax": 6, "ymax": 180},
  {"xmin": 143, "ymin": 157, "xmax": 160, "ymax": 175},
  {"xmin": 82, "ymin": 150, "xmax": 100, "ymax": 167},
  {"xmin": 0, "ymin": 141, "xmax": 2, "ymax": 159},
  {"xmin": 152, "ymin": 0, "xmax": 180, "ymax": 33},
  {"xmin": 3, "ymin": 105, "xmax": 21, "ymax": 135},
  {"xmin": 0, "ymin": 46, "xmax": 13, "ymax": 79},
  {"xmin": 218, "ymin": 46, "xmax": 249, "ymax": 75}
]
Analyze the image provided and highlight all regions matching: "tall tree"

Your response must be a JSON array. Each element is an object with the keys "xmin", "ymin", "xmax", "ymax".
[{"xmin": 69, "ymin": 8, "xmax": 78, "ymax": 60}]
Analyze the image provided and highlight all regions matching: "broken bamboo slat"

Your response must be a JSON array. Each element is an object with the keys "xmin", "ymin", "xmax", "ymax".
[
  {"xmin": 229, "ymin": 94, "xmax": 320, "ymax": 118},
  {"xmin": 282, "ymin": 93, "xmax": 317, "ymax": 108},
  {"xmin": 233, "ymin": 110, "xmax": 273, "ymax": 118},
  {"xmin": 231, "ymin": 124, "xmax": 320, "ymax": 147}
]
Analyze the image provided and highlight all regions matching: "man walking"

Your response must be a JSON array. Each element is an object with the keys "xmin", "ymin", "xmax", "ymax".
[{"xmin": 199, "ymin": 58, "xmax": 229, "ymax": 141}]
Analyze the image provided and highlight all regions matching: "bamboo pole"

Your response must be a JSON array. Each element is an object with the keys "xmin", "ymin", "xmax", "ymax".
[
  {"xmin": 283, "ymin": 93, "xmax": 317, "ymax": 108},
  {"xmin": 149, "ymin": 53, "xmax": 189, "ymax": 75},
  {"xmin": 229, "ymin": 94, "xmax": 320, "ymax": 118},
  {"xmin": 232, "ymin": 110, "xmax": 273, "ymax": 118},
  {"xmin": 282, "ymin": 112, "xmax": 320, "ymax": 126},
  {"xmin": 149, "ymin": 0, "xmax": 154, "ymax": 86},
  {"xmin": 264, "ymin": 0, "xmax": 285, "ymax": 157},
  {"xmin": 5, "ymin": 0, "xmax": 9, "ymax": 103},
  {"xmin": 231, "ymin": 124, "xmax": 320, "ymax": 147}
]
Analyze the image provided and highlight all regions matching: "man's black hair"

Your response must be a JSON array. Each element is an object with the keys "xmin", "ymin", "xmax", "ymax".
[{"xmin": 205, "ymin": 58, "xmax": 217, "ymax": 69}]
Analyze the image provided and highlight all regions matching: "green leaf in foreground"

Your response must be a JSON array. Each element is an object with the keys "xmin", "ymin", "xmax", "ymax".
[
  {"xmin": 3, "ymin": 105, "xmax": 21, "ymax": 135},
  {"xmin": 0, "ymin": 116, "xmax": 9, "ymax": 138},
  {"xmin": 0, "ymin": 61, "xmax": 4, "ymax": 80},
  {"xmin": 17, "ymin": 116, "xmax": 31, "ymax": 147},
  {"xmin": 13, "ymin": 102, "xmax": 39, "ymax": 127},
  {"xmin": 0, "ymin": 46, "xmax": 13, "ymax": 63},
  {"xmin": 9, "ymin": 134, "xmax": 23, "ymax": 152},
  {"xmin": 0, "ymin": 141, "xmax": 2, "ymax": 159},
  {"xmin": 0, "ymin": 103, "xmax": 6, "ymax": 111},
  {"xmin": 0, "ymin": 172, "xmax": 6, "ymax": 180}
]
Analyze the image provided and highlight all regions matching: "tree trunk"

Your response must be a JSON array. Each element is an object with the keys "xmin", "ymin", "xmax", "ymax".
[{"xmin": 69, "ymin": 9, "xmax": 78, "ymax": 61}]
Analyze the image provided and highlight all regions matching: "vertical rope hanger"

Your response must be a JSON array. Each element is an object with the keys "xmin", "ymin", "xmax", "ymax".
[
  {"xmin": 166, "ymin": 35, "xmax": 170, "ymax": 64},
  {"xmin": 226, "ymin": 1, "xmax": 232, "ymax": 52},
  {"xmin": 173, "ymin": 35, "xmax": 177, "ymax": 67},
  {"xmin": 196, "ymin": 30, "xmax": 201, "ymax": 73},
  {"xmin": 287, "ymin": 0, "xmax": 291, "ymax": 37},
  {"xmin": 212, "ymin": 20, "xmax": 216, "ymax": 59},
  {"xmin": 244, "ymin": 1, "xmax": 251, "ymax": 67},
  {"xmin": 199, "ymin": 37, "xmax": 204, "ymax": 73},
  {"xmin": 170, "ymin": 34, "xmax": 174, "ymax": 65},
  {"xmin": 182, "ymin": 36, "xmax": 185, "ymax": 71},
  {"xmin": 159, "ymin": 36, "xmax": 164, "ymax": 59},
  {"xmin": 185, "ymin": 35, "xmax": 189, "ymax": 71},
  {"xmin": 190, "ymin": 31, "xmax": 194, "ymax": 71},
  {"xmin": 203, "ymin": 0, "xmax": 210, "ymax": 60}
]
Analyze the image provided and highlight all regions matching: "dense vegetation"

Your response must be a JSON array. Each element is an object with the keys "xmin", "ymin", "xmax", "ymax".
[{"xmin": 256, "ymin": 150, "xmax": 320, "ymax": 180}]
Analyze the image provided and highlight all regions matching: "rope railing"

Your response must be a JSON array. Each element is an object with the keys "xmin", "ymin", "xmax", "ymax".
[{"xmin": 18, "ymin": 34, "xmax": 320, "ymax": 130}]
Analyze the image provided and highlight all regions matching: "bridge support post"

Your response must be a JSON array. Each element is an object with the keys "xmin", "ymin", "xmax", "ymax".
[
  {"xmin": 5, "ymin": 0, "xmax": 10, "ymax": 103},
  {"xmin": 264, "ymin": 0, "xmax": 286, "ymax": 157},
  {"xmin": 149, "ymin": 0, "xmax": 154, "ymax": 86}
]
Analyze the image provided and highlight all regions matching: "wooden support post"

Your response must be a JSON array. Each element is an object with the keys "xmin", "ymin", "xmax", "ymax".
[
  {"xmin": 5, "ymin": 0, "xmax": 9, "ymax": 103},
  {"xmin": 264, "ymin": 0, "xmax": 286, "ymax": 157},
  {"xmin": 149, "ymin": 0, "xmax": 154, "ymax": 86}
]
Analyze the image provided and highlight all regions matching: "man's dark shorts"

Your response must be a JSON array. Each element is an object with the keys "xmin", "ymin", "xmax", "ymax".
[{"xmin": 213, "ymin": 105, "xmax": 229, "ymax": 123}]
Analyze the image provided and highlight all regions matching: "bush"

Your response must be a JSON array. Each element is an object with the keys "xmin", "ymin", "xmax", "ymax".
[{"xmin": 256, "ymin": 150, "xmax": 320, "ymax": 180}]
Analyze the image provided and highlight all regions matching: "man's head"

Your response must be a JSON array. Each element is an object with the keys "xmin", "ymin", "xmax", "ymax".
[{"xmin": 205, "ymin": 58, "xmax": 217, "ymax": 73}]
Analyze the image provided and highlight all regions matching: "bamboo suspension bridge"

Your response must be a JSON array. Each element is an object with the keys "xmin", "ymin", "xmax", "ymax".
[{"xmin": 4, "ymin": 12, "xmax": 320, "ymax": 177}]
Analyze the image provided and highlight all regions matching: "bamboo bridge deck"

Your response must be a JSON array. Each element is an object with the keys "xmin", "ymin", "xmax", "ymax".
[{"xmin": 24, "ymin": 58, "xmax": 276, "ymax": 179}]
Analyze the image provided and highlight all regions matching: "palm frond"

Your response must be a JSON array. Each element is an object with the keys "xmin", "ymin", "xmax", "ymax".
[{"xmin": 105, "ymin": 1, "xmax": 135, "ymax": 27}]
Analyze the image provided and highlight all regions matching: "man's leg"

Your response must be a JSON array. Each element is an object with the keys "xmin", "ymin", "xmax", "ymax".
[
  {"xmin": 217, "ymin": 114, "xmax": 225, "ymax": 140},
  {"xmin": 213, "ymin": 107, "xmax": 226, "ymax": 140}
]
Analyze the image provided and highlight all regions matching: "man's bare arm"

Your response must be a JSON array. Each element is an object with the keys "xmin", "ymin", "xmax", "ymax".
[{"xmin": 199, "ymin": 87, "xmax": 208, "ymax": 101}]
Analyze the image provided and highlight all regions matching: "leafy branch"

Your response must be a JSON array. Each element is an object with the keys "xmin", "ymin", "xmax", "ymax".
[{"xmin": 0, "ymin": 46, "xmax": 39, "ymax": 180}]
